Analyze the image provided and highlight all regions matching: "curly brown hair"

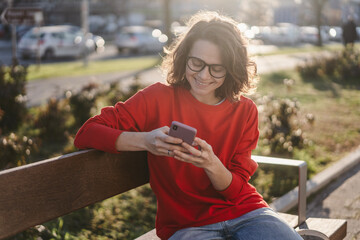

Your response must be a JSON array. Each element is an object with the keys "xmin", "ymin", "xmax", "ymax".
[{"xmin": 161, "ymin": 11, "xmax": 258, "ymax": 102}]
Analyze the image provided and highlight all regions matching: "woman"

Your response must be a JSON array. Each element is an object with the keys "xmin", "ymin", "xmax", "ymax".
[{"xmin": 74, "ymin": 11, "xmax": 302, "ymax": 240}]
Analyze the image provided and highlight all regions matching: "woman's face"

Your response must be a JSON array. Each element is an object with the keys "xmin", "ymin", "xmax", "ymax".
[{"xmin": 186, "ymin": 39, "xmax": 226, "ymax": 105}]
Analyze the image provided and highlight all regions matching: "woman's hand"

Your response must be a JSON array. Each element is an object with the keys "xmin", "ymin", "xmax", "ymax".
[
  {"xmin": 144, "ymin": 126, "xmax": 188, "ymax": 157},
  {"xmin": 172, "ymin": 137, "xmax": 219, "ymax": 170},
  {"xmin": 172, "ymin": 137, "xmax": 233, "ymax": 191}
]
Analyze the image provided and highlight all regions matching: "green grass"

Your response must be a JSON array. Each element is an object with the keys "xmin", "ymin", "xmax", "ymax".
[
  {"xmin": 255, "ymin": 70, "xmax": 360, "ymax": 172},
  {"xmin": 252, "ymin": 42, "xmax": 360, "ymax": 56},
  {"xmin": 27, "ymin": 56, "xmax": 161, "ymax": 81}
]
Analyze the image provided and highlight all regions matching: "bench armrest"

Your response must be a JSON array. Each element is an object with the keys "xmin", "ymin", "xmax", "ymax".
[{"xmin": 252, "ymin": 155, "xmax": 307, "ymax": 226}]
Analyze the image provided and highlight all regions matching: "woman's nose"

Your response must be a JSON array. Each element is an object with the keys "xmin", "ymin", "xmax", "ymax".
[{"xmin": 198, "ymin": 66, "xmax": 211, "ymax": 79}]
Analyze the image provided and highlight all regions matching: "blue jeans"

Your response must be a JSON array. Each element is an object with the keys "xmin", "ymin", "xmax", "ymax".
[{"xmin": 169, "ymin": 208, "xmax": 303, "ymax": 240}]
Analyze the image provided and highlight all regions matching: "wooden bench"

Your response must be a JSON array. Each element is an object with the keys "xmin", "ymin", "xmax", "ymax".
[{"xmin": 0, "ymin": 150, "xmax": 347, "ymax": 240}]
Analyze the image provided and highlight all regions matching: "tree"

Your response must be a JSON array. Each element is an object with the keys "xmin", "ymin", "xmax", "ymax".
[
  {"xmin": 163, "ymin": 0, "xmax": 172, "ymax": 44},
  {"xmin": 307, "ymin": 0, "xmax": 328, "ymax": 46}
]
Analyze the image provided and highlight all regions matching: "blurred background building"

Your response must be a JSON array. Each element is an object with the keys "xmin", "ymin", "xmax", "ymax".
[{"xmin": 0, "ymin": 0, "xmax": 359, "ymax": 42}]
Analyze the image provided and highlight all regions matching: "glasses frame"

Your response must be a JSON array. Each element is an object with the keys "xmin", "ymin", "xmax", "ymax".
[{"xmin": 186, "ymin": 56, "xmax": 227, "ymax": 79}]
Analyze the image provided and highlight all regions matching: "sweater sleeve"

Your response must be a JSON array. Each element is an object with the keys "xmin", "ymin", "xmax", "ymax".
[
  {"xmin": 74, "ymin": 91, "xmax": 148, "ymax": 153},
  {"xmin": 218, "ymin": 102, "xmax": 259, "ymax": 200}
]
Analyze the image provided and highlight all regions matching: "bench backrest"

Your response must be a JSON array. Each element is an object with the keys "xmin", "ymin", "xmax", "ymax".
[
  {"xmin": 0, "ymin": 150, "xmax": 348, "ymax": 240},
  {"xmin": 0, "ymin": 150, "xmax": 148, "ymax": 239}
]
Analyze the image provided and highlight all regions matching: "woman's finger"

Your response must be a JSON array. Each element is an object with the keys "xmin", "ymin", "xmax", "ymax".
[
  {"xmin": 173, "ymin": 149, "xmax": 200, "ymax": 163},
  {"xmin": 180, "ymin": 141, "xmax": 201, "ymax": 157},
  {"xmin": 194, "ymin": 137, "xmax": 212, "ymax": 152},
  {"xmin": 163, "ymin": 135, "xmax": 184, "ymax": 145}
]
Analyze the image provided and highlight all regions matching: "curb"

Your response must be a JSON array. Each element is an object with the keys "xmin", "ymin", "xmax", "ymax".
[{"xmin": 270, "ymin": 146, "xmax": 360, "ymax": 212}]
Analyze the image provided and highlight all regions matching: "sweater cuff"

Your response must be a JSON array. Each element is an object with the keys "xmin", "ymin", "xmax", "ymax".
[
  {"xmin": 91, "ymin": 124, "xmax": 124, "ymax": 154},
  {"xmin": 217, "ymin": 172, "xmax": 245, "ymax": 200}
]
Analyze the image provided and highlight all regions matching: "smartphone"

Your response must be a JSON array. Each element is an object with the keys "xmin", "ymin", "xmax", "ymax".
[{"xmin": 169, "ymin": 121, "xmax": 197, "ymax": 145}]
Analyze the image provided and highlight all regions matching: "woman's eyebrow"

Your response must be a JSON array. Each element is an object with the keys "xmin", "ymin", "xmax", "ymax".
[{"xmin": 190, "ymin": 56, "xmax": 224, "ymax": 66}]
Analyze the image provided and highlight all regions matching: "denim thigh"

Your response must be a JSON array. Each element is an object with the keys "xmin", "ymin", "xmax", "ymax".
[
  {"xmin": 228, "ymin": 208, "xmax": 303, "ymax": 240},
  {"xmin": 168, "ymin": 221, "xmax": 225, "ymax": 240},
  {"xmin": 169, "ymin": 208, "xmax": 302, "ymax": 240}
]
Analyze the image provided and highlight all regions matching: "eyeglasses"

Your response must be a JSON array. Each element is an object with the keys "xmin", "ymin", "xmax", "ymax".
[{"xmin": 186, "ymin": 56, "xmax": 227, "ymax": 78}]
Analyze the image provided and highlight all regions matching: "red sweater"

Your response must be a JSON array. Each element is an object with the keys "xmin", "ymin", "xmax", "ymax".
[{"xmin": 74, "ymin": 83, "xmax": 268, "ymax": 239}]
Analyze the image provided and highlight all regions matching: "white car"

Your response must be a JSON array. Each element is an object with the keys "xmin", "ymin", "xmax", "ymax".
[
  {"xmin": 267, "ymin": 23, "xmax": 301, "ymax": 46},
  {"xmin": 18, "ymin": 25, "xmax": 95, "ymax": 59},
  {"xmin": 115, "ymin": 26, "xmax": 166, "ymax": 54},
  {"xmin": 300, "ymin": 26, "xmax": 329, "ymax": 44}
]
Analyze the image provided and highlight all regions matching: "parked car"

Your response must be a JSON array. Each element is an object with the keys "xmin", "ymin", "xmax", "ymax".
[
  {"xmin": 253, "ymin": 26, "xmax": 272, "ymax": 43},
  {"xmin": 16, "ymin": 25, "xmax": 33, "ymax": 40},
  {"xmin": 115, "ymin": 26, "xmax": 166, "ymax": 54},
  {"xmin": 300, "ymin": 26, "xmax": 329, "ymax": 44},
  {"xmin": 267, "ymin": 23, "xmax": 301, "ymax": 46},
  {"xmin": 18, "ymin": 25, "xmax": 95, "ymax": 59}
]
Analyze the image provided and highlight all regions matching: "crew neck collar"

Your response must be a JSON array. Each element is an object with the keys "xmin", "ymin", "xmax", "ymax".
[{"xmin": 177, "ymin": 86, "xmax": 232, "ymax": 111}]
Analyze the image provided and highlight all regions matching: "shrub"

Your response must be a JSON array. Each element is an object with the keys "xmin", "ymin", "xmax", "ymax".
[
  {"xmin": 251, "ymin": 95, "xmax": 314, "ymax": 201},
  {"xmin": 106, "ymin": 74, "xmax": 146, "ymax": 105},
  {"xmin": 250, "ymin": 164, "xmax": 299, "ymax": 202},
  {"xmin": 69, "ymin": 83, "xmax": 99, "ymax": 128},
  {"xmin": 297, "ymin": 48, "xmax": 360, "ymax": 84},
  {"xmin": 0, "ymin": 132, "xmax": 36, "ymax": 170},
  {"xmin": 0, "ymin": 64, "xmax": 28, "ymax": 134},
  {"xmin": 34, "ymin": 98, "xmax": 69, "ymax": 143},
  {"xmin": 255, "ymin": 95, "xmax": 312, "ymax": 156}
]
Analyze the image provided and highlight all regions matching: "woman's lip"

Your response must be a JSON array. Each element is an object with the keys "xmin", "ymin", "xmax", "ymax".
[{"xmin": 195, "ymin": 78, "xmax": 212, "ymax": 86}]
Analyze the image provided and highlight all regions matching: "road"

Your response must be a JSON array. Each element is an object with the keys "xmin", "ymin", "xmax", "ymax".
[
  {"xmin": 306, "ymin": 158, "xmax": 360, "ymax": 240},
  {"xmin": 24, "ymin": 50, "xmax": 313, "ymax": 107}
]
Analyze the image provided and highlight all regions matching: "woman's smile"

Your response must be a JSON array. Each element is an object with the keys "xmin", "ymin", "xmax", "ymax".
[
  {"xmin": 194, "ymin": 78, "xmax": 214, "ymax": 87},
  {"xmin": 186, "ymin": 39, "xmax": 225, "ymax": 105}
]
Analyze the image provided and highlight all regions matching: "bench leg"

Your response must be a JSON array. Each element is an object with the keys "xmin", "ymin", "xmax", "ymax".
[{"xmin": 297, "ymin": 229, "xmax": 330, "ymax": 240}]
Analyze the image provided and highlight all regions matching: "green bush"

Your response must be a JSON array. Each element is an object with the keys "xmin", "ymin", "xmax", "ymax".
[
  {"xmin": 69, "ymin": 83, "xmax": 99, "ymax": 128},
  {"xmin": 105, "ymin": 74, "xmax": 145, "ymax": 106},
  {"xmin": 0, "ymin": 64, "xmax": 28, "ymax": 134},
  {"xmin": 255, "ymin": 95, "xmax": 312, "ymax": 156},
  {"xmin": 250, "ymin": 95, "xmax": 314, "ymax": 201},
  {"xmin": 34, "ymin": 98, "xmax": 69, "ymax": 143},
  {"xmin": 0, "ymin": 132, "xmax": 36, "ymax": 169},
  {"xmin": 250, "ymin": 164, "xmax": 299, "ymax": 202},
  {"xmin": 0, "ymin": 64, "xmax": 33, "ymax": 170},
  {"xmin": 297, "ymin": 48, "xmax": 360, "ymax": 84}
]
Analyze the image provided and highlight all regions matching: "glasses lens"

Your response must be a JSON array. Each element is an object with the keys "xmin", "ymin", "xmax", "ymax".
[
  {"xmin": 210, "ymin": 65, "xmax": 226, "ymax": 78},
  {"xmin": 187, "ymin": 57, "xmax": 226, "ymax": 78},
  {"xmin": 187, "ymin": 57, "xmax": 205, "ymax": 72}
]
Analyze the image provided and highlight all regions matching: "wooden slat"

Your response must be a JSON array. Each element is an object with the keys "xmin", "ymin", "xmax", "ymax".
[
  {"xmin": 297, "ymin": 217, "xmax": 347, "ymax": 240},
  {"xmin": 0, "ymin": 150, "xmax": 149, "ymax": 239},
  {"xmin": 136, "ymin": 214, "xmax": 347, "ymax": 240},
  {"xmin": 135, "ymin": 229, "xmax": 159, "ymax": 240},
  {"xmin": 278, "ymin": 213, "xmax": 299, "ymax": 228}
]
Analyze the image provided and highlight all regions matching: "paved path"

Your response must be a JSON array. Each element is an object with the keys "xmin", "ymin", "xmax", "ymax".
[
  {"xmin": 307, "ymin": 158, "xmax": 360, "ymax": 240},
  {"xmin": 26, "ymin": 70, "xmax": 138, "ymax": 107}
]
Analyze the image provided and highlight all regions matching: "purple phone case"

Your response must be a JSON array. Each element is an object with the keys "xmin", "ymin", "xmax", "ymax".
[{"xmin": 169, "ymin": 121, "xmax": 197, "ymax": 145}]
